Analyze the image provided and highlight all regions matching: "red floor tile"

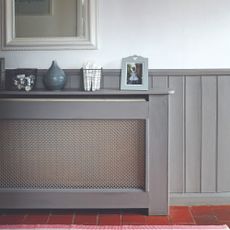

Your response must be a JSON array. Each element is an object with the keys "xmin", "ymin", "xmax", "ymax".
[
  {"xmin": 212, "ymin": 205, "xmax": 230, "ymax": 214},
  {"xmin": 170, "ymin": 206, "xmax": 195, "ymax": 224},
  {"xmin": 0, "ymin": 206, "xmax": 229, "ymax": 226},
  {"xmin": 23, "ymin": 214, "xmax": 49, "ymax": 224},
  {"xmin": 212, "ymin": 205, "xmax": 230, "ymax": 221},
  {"xmin": 0, "ymin": 214, "xmax": 26, "ymax": 225},
  {"xmin": 215, "ymin": 213, "xmax": 230, "ymax": 222},
  {"xmin": 191, "ymin": 206, "xmax": 214, "ymax": 216},
  {"xmin": 193, "ymin": 215, "xmax": 219, "ymax": 225},
  {"xmin": 75, "ymin": 214, "xmax": 98, "ymax": 225},
  {"xmin": 98, "ymin": 214, "xmax": 121, "ymax": 225},
  {"xmin": 47, "ymin": 214, "xmax": 74, "ymax": 224},
  {"xmin": 212, "ymin": 205, "xmax": 230, "ymax": 211},
  {"xmin": 218, "ymin": 221, "xmax": 230, "ymax": 228},
  {"xmin": 122, "ymin": 214, "xmax": 146, "ymax": 225},
  {"xmin": 146, "ymin": 216, "xmax": 170, "ymax": 225}
]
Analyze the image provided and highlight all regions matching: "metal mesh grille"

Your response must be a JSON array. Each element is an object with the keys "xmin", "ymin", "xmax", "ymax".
[{"xmin": 0, "ymin": 120, "xmax": 145, "ymax": 191}]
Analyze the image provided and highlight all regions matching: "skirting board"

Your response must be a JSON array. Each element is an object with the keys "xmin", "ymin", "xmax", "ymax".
[{"xmin": 170, "ymin": 192, "xmax": 230, "ymax": 206}]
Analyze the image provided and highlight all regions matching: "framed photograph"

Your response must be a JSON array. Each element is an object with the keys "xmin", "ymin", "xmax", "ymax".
[
  {"xmin": 5, "ymin": 68, "xmax": 37, "ymax": 91},
  {"xmin": 120, "ymin": 55, "xmax": 148, "ymax": 90},
  {"xmin": 0, "ymin": 58, "xmax": 5, "ymax": 90},
  {"xmin": 15, "ymin": 0, "xmax": 52, "ymax": 16}
]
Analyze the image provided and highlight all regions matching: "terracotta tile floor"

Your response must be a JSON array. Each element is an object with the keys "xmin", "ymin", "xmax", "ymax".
[{"xmin": 0, "ymin": 206, "xmax": 229, "ymax": 226}]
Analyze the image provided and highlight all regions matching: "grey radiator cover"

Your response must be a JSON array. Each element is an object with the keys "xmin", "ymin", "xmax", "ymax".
[{"xmin": 0, "ymin": 90, "xmax": 171, "ymax": 215}]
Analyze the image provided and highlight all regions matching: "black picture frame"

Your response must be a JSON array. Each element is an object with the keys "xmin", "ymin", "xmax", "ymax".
[{"xmin": 0, "ymin": 58, "xmax": 5, "ymax": 90}]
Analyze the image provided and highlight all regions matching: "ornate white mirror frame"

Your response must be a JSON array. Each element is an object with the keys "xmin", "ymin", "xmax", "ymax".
[{"xmin": 1, "ymin": 0, "xmax": 98, "ymax": 50}]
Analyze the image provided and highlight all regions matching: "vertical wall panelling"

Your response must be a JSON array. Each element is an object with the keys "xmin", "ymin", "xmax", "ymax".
[
  {"xmin": 152, "ymin": 76, "xmax": 168, "ymax": 89},
  {"xmin": 153, "ymin": 71, "xmax": 230, "ymax": 197},
  {"xmin": 201, "ymin": 76, "xmax": 217, "ymax": 193},
  {"xmin": 103, "ymin": 70, "xmax": 120, "ymax": 90},
  {"xmin": 185, "ymin": 76, "xmax": 202, "ymax": 193},
  {"xmin": 217, "ymin": 76, "xmax": 230, "ymax": 192},
  {"xmin": 2, "ymin": 68, "xmax": 230, "ymax": 204},
  {"xmin": 168, "ymin": 76, "xmax": 185, "ymax": 193}
]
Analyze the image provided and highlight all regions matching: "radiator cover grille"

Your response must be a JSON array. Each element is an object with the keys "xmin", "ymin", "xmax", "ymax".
[{"xmin": 0, "ymin": 120, "xmax": 145, "ymax": 191}]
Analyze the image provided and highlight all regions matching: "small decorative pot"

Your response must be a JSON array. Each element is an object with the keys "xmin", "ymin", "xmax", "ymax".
[{"xmin": 43, "ymin": 61, "xmax": 67, "ymax": 90}]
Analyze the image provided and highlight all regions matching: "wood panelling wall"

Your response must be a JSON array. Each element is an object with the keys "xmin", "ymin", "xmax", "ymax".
[
  {"xmin": 148, "ymin": 70, "xmax": 230, "ymax": 196},
  {"xmin": 35, "ymin": 69, "xmax": 230, "ymax": 203}
]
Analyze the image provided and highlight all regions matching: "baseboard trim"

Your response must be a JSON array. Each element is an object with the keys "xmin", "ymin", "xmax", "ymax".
[{"xmin": 170, "ymin": 192, "xmax": 230, "ymax": 206}]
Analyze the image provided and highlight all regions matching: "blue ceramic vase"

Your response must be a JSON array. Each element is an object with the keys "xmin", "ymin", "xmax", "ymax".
[{"xmin": 43, "ymin": 61, "xmax": 67, "ymax": 90}]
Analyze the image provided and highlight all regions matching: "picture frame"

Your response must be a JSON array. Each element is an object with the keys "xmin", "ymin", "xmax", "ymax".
[
  {"xmin": 15, "ymin": 0, "xmax": 53, "ymax": 16},
  {"xmin": 5, "ymin": 68, "xmax": 37, "ymax": 91},
  {"xmin": 0, "ymin": 58, "xmax": 5, "ymax": 90},
  {"xmin": 120, "ymin": 55, "xmax": 148, "ymax": 90}
]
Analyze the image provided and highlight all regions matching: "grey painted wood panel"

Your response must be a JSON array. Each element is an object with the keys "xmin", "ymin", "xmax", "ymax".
[
  {"xmin": 152, "ymin": 76, "xmax": 168, "ymax": 89},
  {"xmin": 103, "ymin": 76, "xmax": 120, "ymax": 90},
  {"xmin": 0, "ymin": 100, "xmax": 148, "ymax": 119},
  {"xmin": 148, "ymin": 95, "xmax": 169, "ymax": 215},
  {"xmin": 169, "ymin": 76, "xmax": 185, "ymax": 193},
  {"xmin": 0, "ymin": 91, "xmax": 170, "ymax": 213},
  {"xmin": 170, "ymin": 192, "xmax": 230, "ymax": 205},
  {"xmin": 2, "ymin": 68, "xmax": 230, "ymax": 201},
  {"xmin": 201, "ymin": 76, "xmax": 217, "ymax": 192},
  {"xmin": 185, "ymin": 76, "xmax": 202, "ymax": 193},
  {"xmin": 0, "ymin": 191, "xmax": 148, "ymax": 209},
  {"xmin": 217, "ymin": 76, "xmax": 230, "ymax": 192}
]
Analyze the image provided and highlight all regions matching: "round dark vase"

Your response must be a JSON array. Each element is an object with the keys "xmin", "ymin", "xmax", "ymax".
[{"xmin": 43, "ymin": 61, "xmax": 67, "ymax": 90}]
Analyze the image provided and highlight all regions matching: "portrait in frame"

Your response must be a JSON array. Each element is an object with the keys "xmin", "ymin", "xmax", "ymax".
[
  {"xmin": 120, "ymin": 55, "xmax": 148, "ymax": 90},
  {"xmin": 15, "ymin": 0, "xmax": 52, "ymax": 16}
]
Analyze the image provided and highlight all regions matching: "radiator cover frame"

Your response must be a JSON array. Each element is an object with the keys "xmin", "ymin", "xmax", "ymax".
[{"xmin": 0, "ymin": 92, "xmax": 170, "ymax": 215}]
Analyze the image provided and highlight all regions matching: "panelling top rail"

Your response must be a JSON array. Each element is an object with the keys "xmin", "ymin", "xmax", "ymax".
[{"xmin": 148, "ymin": 69, "xmax": 230, "ymax": 76}]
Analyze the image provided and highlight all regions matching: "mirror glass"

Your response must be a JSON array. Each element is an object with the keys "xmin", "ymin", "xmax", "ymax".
[
  {"xmin": 15, "ymin": 0, "xmax": 83, "ymax": 38},
  {"xmin": 1, "ymin": 0, "xmax": 97, "ymax": 50}
]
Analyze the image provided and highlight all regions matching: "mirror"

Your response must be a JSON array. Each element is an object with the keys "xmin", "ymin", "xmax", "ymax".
[{"xmin": 1, "ymin": 0, "xmax": 97, "ymax": 50}]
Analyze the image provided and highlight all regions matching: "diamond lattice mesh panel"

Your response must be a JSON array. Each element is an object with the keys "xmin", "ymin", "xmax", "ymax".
[{"xmin": 0, "ymin": 120, "xmax": 145, "ymax": 191}]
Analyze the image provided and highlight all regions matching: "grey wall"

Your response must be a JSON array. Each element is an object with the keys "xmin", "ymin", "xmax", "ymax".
[
  {"xmin": 43, "ymin": 69, "xmax": 230, "ymax": 197},
  {"xmin": 35, "ymin": 69, "xmax": 230, "ymax": 199},
  {"xmin": 150, "ymin": 70, "xmax": 230, "ymax": 205},
  {"xmin": 4, "ymin": 68, "xmax": 230, "ymax": 205}
]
